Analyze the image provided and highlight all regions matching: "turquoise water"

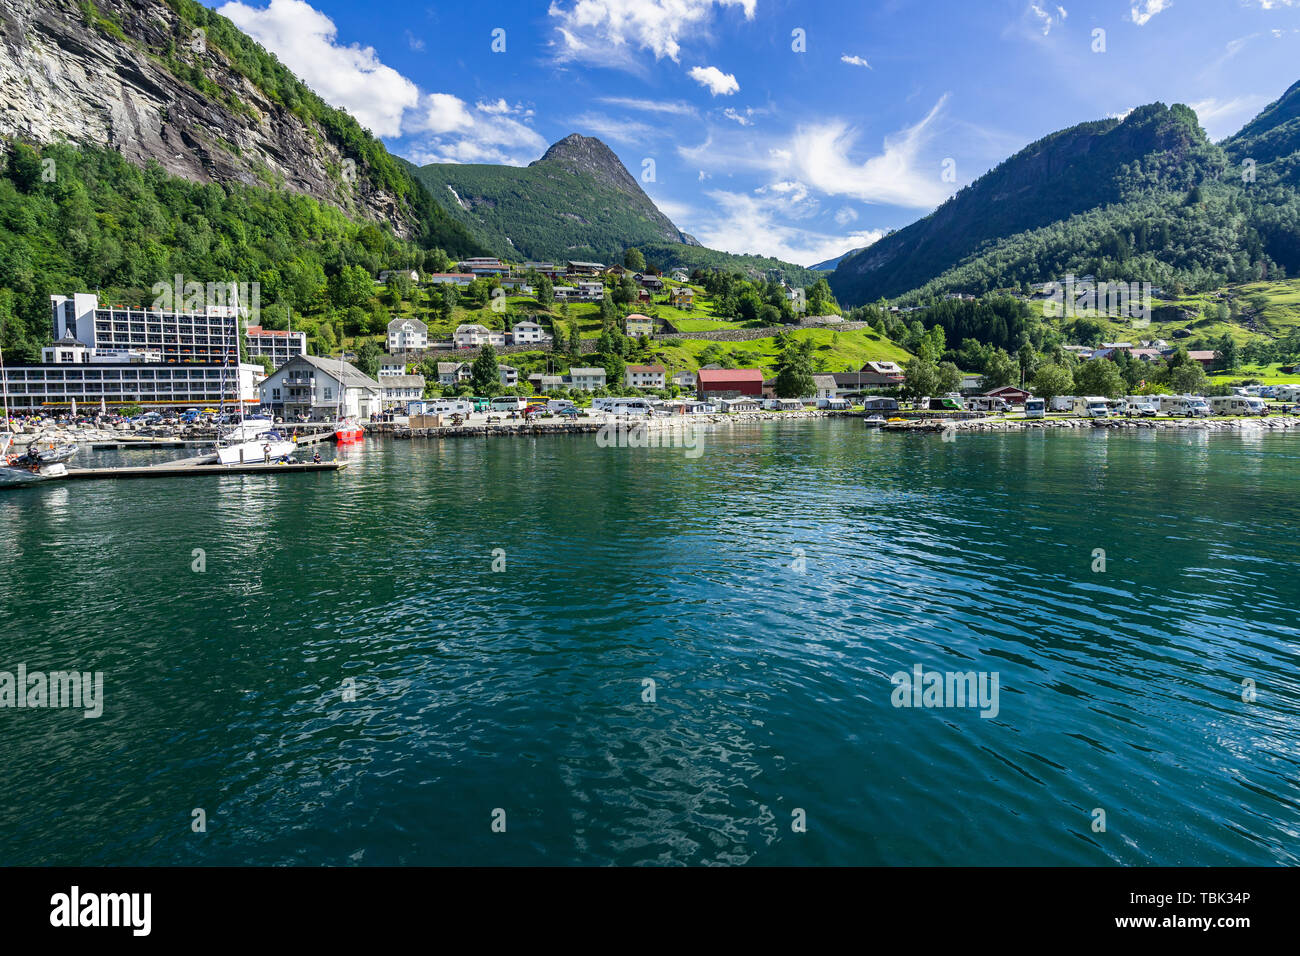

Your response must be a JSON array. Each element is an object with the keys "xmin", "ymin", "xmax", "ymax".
[{"xmin": 1, "ymin": 422, "xmax": 1298, "ymax": 866}]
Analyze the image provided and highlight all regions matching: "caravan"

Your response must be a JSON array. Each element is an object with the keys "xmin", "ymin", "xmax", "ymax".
[
  {"xmin": 1125, "ymin": 396, "xmax": 1160, "ymax": 417},
  {"xmin": 1209, "ymin": 395, "xmax": 1266, "ymax": 416},
  {"xmin": 1024, "ymin": 397, "xmax": 1046, "ymax": 419},
  {"xmin": 1072, "ymin": 396, "xmax": 1110, "ymax": 418}
]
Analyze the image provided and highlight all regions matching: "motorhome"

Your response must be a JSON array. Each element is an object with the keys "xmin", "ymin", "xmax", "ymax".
[
  {"xmin": 1275, "ymin": 385, "xmax": 1300, "ymax": 402},
  {"xmin": 1072, "ymin": 396, "xmax": 1110, "ymax": 418},
  {"xmin": 1185, "ymin": 396, "xmax": 1212, "ymax": 417},
  {"xmin": 1209, "ymin": 395, "xmax": 1266, "ymax": 416},
  {"xmin": 421, "ymin": 399, "xmax": 473, "ymax": 416},
  {"xmin": 967, "ymin": 396, "xmax": 1010, "ymax": 413},
  {"xmin": 1158, "ymin": 394, "xmax": 1209, "ymax": 417},
  {"xmin": 1024, "ymin": 397, "xmax": 1046, "ymax": 419},
  {"xmin": 597, "ymin": 397, "xmax": 655, "ymax": 417},
  {"xmin": 546, "ymin": 399, "xmax": 577, "ymax": 414},
  {"xmin": 1050, "ymin": 395, "xmax": 1074, "ymax": 412}
]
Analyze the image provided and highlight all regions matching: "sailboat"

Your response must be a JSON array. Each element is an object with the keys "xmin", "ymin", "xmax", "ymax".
[
  {"xmin": 333, "ymin": 381, "xmax": 363, "ymax": 444},
  {"xmin": 0, "ymin": 345, "xmax": 68, "ymax": 486},
  {"xmin": 212, "ymin": 356, "xmax": 295, "ymax": 465}
]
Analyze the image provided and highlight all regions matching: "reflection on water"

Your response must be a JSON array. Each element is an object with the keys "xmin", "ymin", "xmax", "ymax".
[{"xmin": 1, "ymin": 423, "xmax": 1298, "ymax": 865}]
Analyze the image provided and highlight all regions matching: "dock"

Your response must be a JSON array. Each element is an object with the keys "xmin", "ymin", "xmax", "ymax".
[
  {"xmin": 61, "ymin": 460, "xmax": 348, "ymax": 481},
  {"xmin": 91, "ymin": 427, "xmax": 337, "ymax": 451}
]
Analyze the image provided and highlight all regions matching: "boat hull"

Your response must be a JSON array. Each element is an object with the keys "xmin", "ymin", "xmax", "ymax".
[
  {"xmin": 215, "ymin": 439, "xmax": 297, "ymax": 465},
  {"xmin": 334, "ymin": 427, "xmax": 364, "ymax": 444},
  {"xmin": 0, "ymin": 462, "xmax": 68, "ymax": 486}
]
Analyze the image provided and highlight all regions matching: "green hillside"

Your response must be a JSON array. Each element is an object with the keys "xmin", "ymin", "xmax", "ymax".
[{"xmin": 830, "ymin": 96, "xmax": 1300, "ymax": 307}]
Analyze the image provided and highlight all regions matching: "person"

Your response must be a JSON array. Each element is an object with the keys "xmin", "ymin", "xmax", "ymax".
[
  {"xmin": 263, "ymin": 442, "xmax": 271, "ymax": 463},
  {"xmin": 312, "ymin": 450, "xmax": 322, "ymax": 464}
]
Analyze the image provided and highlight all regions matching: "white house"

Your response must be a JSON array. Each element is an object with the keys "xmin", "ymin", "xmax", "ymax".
[
  {"xmin": 378, "ymin": 355, "xmax": 407, "ymax": 378},
  {"xmin": 387, "ymin": 317, "xmax": 428, "ymax": 351},
  {"xmin": 258, "ymin": 355, "xmax": 381, "ymax": 420},
  {"xmin": 625, "ymin": 364, "xmax": 666, "ymax": 389},
  {"xmin": 453, "ymin": 324, "xmax": 507, "ymax": 348},
  {"xmin": 672, "ymin": 370, "xmax": 696, "ymax": 390},
  {"xmin": 378, "ymin": 269, "xmax": 420, "ymax": 284},
  {"xmin": 380, "ymin": 374, "xmax": 426, "ymax": 407},
  {"xmin": 498, "ymin": 364, "xmax": 519, "ymax": 387},
  {"xmin": 511, "ymin": 320, "xmax": 551, "ymax": 345},
  {"xmin": 566, "ymin": 367, "xmax": 607, "ymax": 391}
]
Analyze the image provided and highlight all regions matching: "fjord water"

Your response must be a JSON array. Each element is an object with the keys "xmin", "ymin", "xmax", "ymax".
[{"xmin": 2, "ymin": 422, "xmax": 1298, "ymax": 866}]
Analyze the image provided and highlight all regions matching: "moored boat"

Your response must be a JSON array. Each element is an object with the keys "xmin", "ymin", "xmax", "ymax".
[{"xmin": 334, "ymin": 418, "xmax": 364, "ymax": 444}]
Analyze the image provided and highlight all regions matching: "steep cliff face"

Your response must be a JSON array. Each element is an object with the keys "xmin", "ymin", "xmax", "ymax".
[{"xmin": 0, "ymin": 0, "xmax": 414, "ymax": 234}]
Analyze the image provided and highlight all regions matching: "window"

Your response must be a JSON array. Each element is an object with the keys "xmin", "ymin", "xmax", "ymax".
[
  {"xmin": 272, "ymin": 388, "xmax": 281, "ymax": 401},
  {"xmin": 324, "ymin": 387, "xmax": 333, "ymax": 401}
]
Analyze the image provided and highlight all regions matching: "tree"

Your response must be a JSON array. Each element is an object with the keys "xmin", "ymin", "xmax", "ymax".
[
  {"xmin": 981, "ymin": 348, "xmax": 1018, "ymax": 390},
  {"xmin": 624, "ymin": 248, "xmax": 646, "ymax": 271},
  {"xmin": 1169, "ymin": 361, "xmax": 1208, "ymax": 394},
  {"xmin": 774, "ymin": 338, "xmax": 816, "ymax": 398},
  {"xmin": 1214, "ymin": 333, "xmax": 1239, "ymax": 372},
  {"xmin": 471, "ymin": 343, "xmax": 500, "ymax": 394},
  {"xmin": 536, "ymin": 275, "xmax": 554, "ymax": 306},
  {"xmin": 902, "ymin": 357, "xmax": 939, "ymax": 400},
  {"xmin": 328, "ymin": 265, "xmax": 373, "ymax": 310},
  {"xmin": 1072, "ymin": 358, "xmax": 1124, "ymax": 398},
  {"xmin": 355, "ymin": 340, "xmax": 382, "ymax": 379},
  {"xmin": 935, "ymin": 361, "xmax": 963, "ymax": 395},
  {"xmin": 1029, "ymin": 364, "xmax": 1074, "ymax": 402}
]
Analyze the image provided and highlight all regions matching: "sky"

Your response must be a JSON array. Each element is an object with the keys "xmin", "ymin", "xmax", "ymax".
[{"xmin": 210, "ymin": 0, "xmax": 1300, "ymax": 266}]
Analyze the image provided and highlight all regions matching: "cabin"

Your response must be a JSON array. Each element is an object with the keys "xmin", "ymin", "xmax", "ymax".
[
  {"xmin": 983, "ymin": 385, "xmax": 1031, "ymax": 405},
  {"xmin": 625, "ymin": 364, "xmax": 666, "ymax": 389},
  {"xmin": 697, "ymin": 368, "xmax": 764, "ymax": 399}
]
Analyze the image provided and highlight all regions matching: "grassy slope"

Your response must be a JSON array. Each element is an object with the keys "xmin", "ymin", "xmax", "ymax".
[{"xmin": 347, "ymin": 279, "xmax": 910, "ymax": 376}]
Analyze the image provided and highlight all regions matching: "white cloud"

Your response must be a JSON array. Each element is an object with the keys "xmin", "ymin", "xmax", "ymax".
[
  {"xmin": 405, "ymin": 30, "xmax": 425, "ymax": 52},
  {"xmin": 570, "ymin": 111, "xmax": 658, "ymax": 144},
  {"xmin": 1130, "ymin": 0, "xmax": 1172, "ymax": 26},
  {"xmin": 781, "ymin": 96, "xmax": 954, "ymax": 208},
  {"xmin": 1029, "ymin": 3, "xmax": 1067, "ymax": 35},
  {"xmin": 548, "ymin": 0, "xmax": 757, "ymax": 64},
  {"xmin": 834, "ymin": 206, "xmax": 859, "ymax": 226},
  {"xmin": 1251, "ymin": 1, "xmax": 1297, "ymax": 8},
  {"xmin": 407, "ymin": 93, "xmax": 547, "ymax": 165},
  {"xmin": 598, "ymin": 96, "xmax": 698, "ymax": 116},
  {"xmin": 688, "ymin": 65, "xmax": 739, "ymax": 96},
  {"xmin": 841, "ymin": 54, "xmax": 872, "ymax": 69},
  {"xmin": 1190, "ymin": 95, "xmax": 1271, "ymax": 140},
  {"xmin": 219, "ymin": 0, "xmax": 418, "ymax": 136},
  {"xmin": 689, "ymin": 188, "xmax": 886, "ymax": 266},
  {"xmin": 722, "ymin": 107, "xmax": 756, "ymax": 126}
]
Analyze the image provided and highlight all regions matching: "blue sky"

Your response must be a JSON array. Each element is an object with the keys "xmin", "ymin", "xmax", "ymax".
[{"xmin": 212, "ymin": 0, "xmax": 1300, "ymax": 265}]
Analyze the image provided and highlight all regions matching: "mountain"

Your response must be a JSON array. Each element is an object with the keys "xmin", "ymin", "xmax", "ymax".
[
  {"xmin": 830, "ymin": 104, "xmax": 1230, "ymax": 304},
  {"xmin": 0, "ymin": 0, "xmax": 479, "ymax": 252},
  {"xmin": 1223, "ymin": 80, "xmax": 1300, "ymax": 186},
  {"xmin": 411, "ymin": 133, "xmax": 695, "ymax": 263}
]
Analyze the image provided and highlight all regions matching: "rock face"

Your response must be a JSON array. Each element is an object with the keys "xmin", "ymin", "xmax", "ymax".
[{"xmin": 0, "ymin": 0, "xmax": 411, "ymax": 233}]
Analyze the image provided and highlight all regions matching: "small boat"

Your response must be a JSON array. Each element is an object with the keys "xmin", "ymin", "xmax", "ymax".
[
  {"xmin": 215, "ymin": 428, "xmax": 296, "ymax": 466},
  {"xmin": 34, "ymin": 442, "xmax": 77, "ymax": 464},
  {"xmin": 1, "ymin": 441, "xmax": 69, "ymax": 486},
  {"xmin": 862, "ymin": 415, "xmax": 886, "ymax": 428},
  {"xmin": 334, "ymin": 418, "xmax": 364, "ymax": 444}
]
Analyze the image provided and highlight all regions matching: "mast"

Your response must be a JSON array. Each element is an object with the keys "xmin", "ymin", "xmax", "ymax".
[{"xmin": 0, "ymin": 342, "xmax": 10, "ymax": 456}]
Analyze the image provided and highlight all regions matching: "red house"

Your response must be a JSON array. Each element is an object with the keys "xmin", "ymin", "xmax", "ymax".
[
  {"xmin": 983, "ymin": 384, "xmax": 1031, "ymax": 404},
  {"xmin": 697, "ymin": 368, "xmax": 764, "ymax": 399}
]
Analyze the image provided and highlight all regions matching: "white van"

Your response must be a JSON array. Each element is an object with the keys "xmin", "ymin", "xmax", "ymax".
[
  {"xmin": 1125, "ymin": 396, "xmax": 1159, "ymax": 417},
  {"xmin": 1024, "ymin": 398, "xmax": 1046, "ymax": 418},
  {"xmin": 426, "ymin": 399, "xmax": 473, "ymax": 416},
  {"xmin": 602, "ymin": 398, "xmax": 655, "ymax": 417}
]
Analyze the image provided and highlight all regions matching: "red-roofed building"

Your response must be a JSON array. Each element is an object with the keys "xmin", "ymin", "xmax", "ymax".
[
  {"xmin": 697, "ymin": 368, "xmax": 764, "ymax": 399},
  {"xmin": 1186, "ymin": 350, "xmax": 1217, "ymax": 369}
]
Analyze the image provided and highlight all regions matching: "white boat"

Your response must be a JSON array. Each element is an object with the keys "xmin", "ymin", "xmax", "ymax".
[
  {"xmin": 215, "ymin": 434, "xmax": 296, "ymax": 465},
  {"xmin": 0, "ymin": 460, "xmax": 68, "ymax": 486},
  {"xmin": 220, "ymin": 416, "xmax": 277, "ymax": 442}
]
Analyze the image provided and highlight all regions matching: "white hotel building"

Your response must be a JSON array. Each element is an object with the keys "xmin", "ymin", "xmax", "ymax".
[{"xmin": 0, "ymin": 294, "xmax": 261, "ymax": 411}]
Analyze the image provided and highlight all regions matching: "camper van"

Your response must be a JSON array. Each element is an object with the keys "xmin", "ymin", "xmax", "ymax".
[
  {"xmin": 1050, "ymin": 395, "xmax": 1074, "ymax": 413},
  {"xmin": 1158, "ymin": 394, "xmax": 1209, "ymax": 417},
  {"xmin": 597, "ymin": 397, "xmax": 655, "ymax": 417},
  {"xmin": 1125, "ymin": 396, "xmax": 1159, "ymax": 417},
  {"xmin": 1275, "ymin": 385, "xmax": 1300, "ymax": 402},
  {"xmin": 1209, "ymin": 395, "xmax": 1266, "ymax": 416},
  {"xmin": 1072, "ymin": 396, "xmax": 1110, "ymax": 418},
  {"xmin": 424, "ymin": 399, "xmax": 473, "ymax": 416},
  {"xmin": 1024, "ymin": 397, "xmax": 1046, "ymax": 419},
  {"xmin": 968, "ymin": 396, "xmax": 1011, "ymax": 413}
]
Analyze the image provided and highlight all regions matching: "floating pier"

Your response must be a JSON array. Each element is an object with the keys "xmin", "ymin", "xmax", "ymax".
[{"xmin": 60, "ymin": 460, "xmax": 348, "ymax": 481}]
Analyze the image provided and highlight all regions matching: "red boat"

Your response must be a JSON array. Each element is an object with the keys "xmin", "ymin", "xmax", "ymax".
[{"xmin": 334, "ymin": 418, "xmax": 364, "ymax": 444}]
